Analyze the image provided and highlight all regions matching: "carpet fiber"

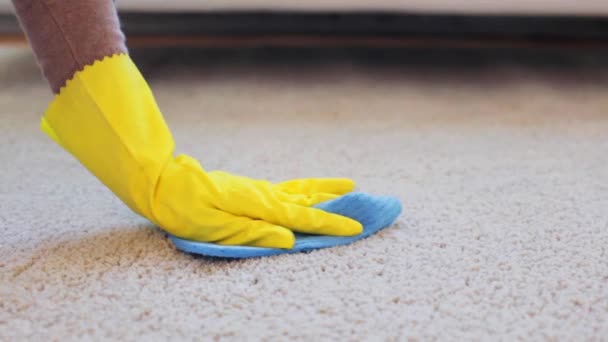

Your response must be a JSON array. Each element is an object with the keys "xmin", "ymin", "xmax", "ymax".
[{"xmin": 1, "ymin": 46, "xmax": 607, "ymax": 340}]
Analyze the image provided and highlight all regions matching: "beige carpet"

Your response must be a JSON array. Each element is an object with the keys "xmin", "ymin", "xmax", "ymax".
[{"xmin": 1, "ymin": 46, "xmax": 608, "ymax": 340}]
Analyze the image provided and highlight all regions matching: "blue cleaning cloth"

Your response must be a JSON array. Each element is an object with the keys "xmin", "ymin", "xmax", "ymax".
[{"xmin": 169, "ymin": 192, "xmax": 402, "ymax": 258}]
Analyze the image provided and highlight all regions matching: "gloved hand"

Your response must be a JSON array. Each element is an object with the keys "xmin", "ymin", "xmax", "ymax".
[{"xmin": 41, "ymin": 54, "xmax": 362, "ymax": 248}]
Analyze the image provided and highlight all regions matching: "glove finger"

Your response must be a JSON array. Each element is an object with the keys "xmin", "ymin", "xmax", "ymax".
[
  {"xmin": 274, "ymin": 178, "xmax": 355, "ymax": 196},
  {"xmin": 173, "ymin": 207, "xmax": 296, "ymax": 249},
  {"xmin": 218, "ymin": 217, "xmax": 295, "ymax": 249},
  {"xmin": 267, "ymin": 202, "xmax": 363, "ymax": 236},
  {"xmin": 275, "ymin": 191, "xmax": 339, "ymax": 207}
]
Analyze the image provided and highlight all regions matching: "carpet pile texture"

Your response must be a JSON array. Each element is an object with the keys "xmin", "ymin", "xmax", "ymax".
[{"xmin": 1, "ymin": 47, "xmax": 607, "ymax": 340}]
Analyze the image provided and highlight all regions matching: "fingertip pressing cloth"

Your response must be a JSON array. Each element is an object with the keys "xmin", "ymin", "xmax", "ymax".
[{"xmin": 169, "ymin": 192, "xmax": 402, "ymax": 258}]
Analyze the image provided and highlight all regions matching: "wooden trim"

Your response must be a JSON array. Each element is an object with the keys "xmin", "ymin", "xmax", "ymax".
[
  {"xmin": 2, "ymin": 12, "xmax": 608, "ymax": 49},
  {"xmin": 124, "ymin": 34, "xmax": 608, "ymax": 49},
  {"xmin": 2, "ymin": 33, "xmax": 607, "ymax": 49},
  {"xmin": 0, "ymin": 34, "xmax": 27, "ymax": 45}
]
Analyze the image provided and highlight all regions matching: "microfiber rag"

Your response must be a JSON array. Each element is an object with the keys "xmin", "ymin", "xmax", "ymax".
[{"xmin": 169, "ymin": 192, "xmax": 402, "ymax": 258}]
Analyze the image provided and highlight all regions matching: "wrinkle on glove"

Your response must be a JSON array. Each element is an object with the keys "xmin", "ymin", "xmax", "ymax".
[
  {"xmin": 41, "ymin": 53, "xmax": 363, "ymax": 249},
  {"xmin": 169, "ymin": 192, "xmax": 402, "ymax": 258}
]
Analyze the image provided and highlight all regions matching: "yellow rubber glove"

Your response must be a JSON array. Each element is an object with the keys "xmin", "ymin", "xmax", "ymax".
[{"xmin": 41, "ymin": 54, "xmax": 362, "ymax": 249}]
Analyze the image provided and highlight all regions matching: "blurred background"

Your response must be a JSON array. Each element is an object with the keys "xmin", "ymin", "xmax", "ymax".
[
  {"xmin": 2, "ymin": 0, "xmax": 608, "ymax": 47},
  {"xmin": 2, "ymin": 1, "xmax": 608, "ymax": 340}
]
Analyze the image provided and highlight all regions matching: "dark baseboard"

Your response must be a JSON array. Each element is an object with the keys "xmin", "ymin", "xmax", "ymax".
[
  {"xmin": 118, "ymin": 12, "xmax": 608, "ymax": 38},
  {"xmin": 2, "ymin": 11, "xmax": 608, "ymax": 48}
]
